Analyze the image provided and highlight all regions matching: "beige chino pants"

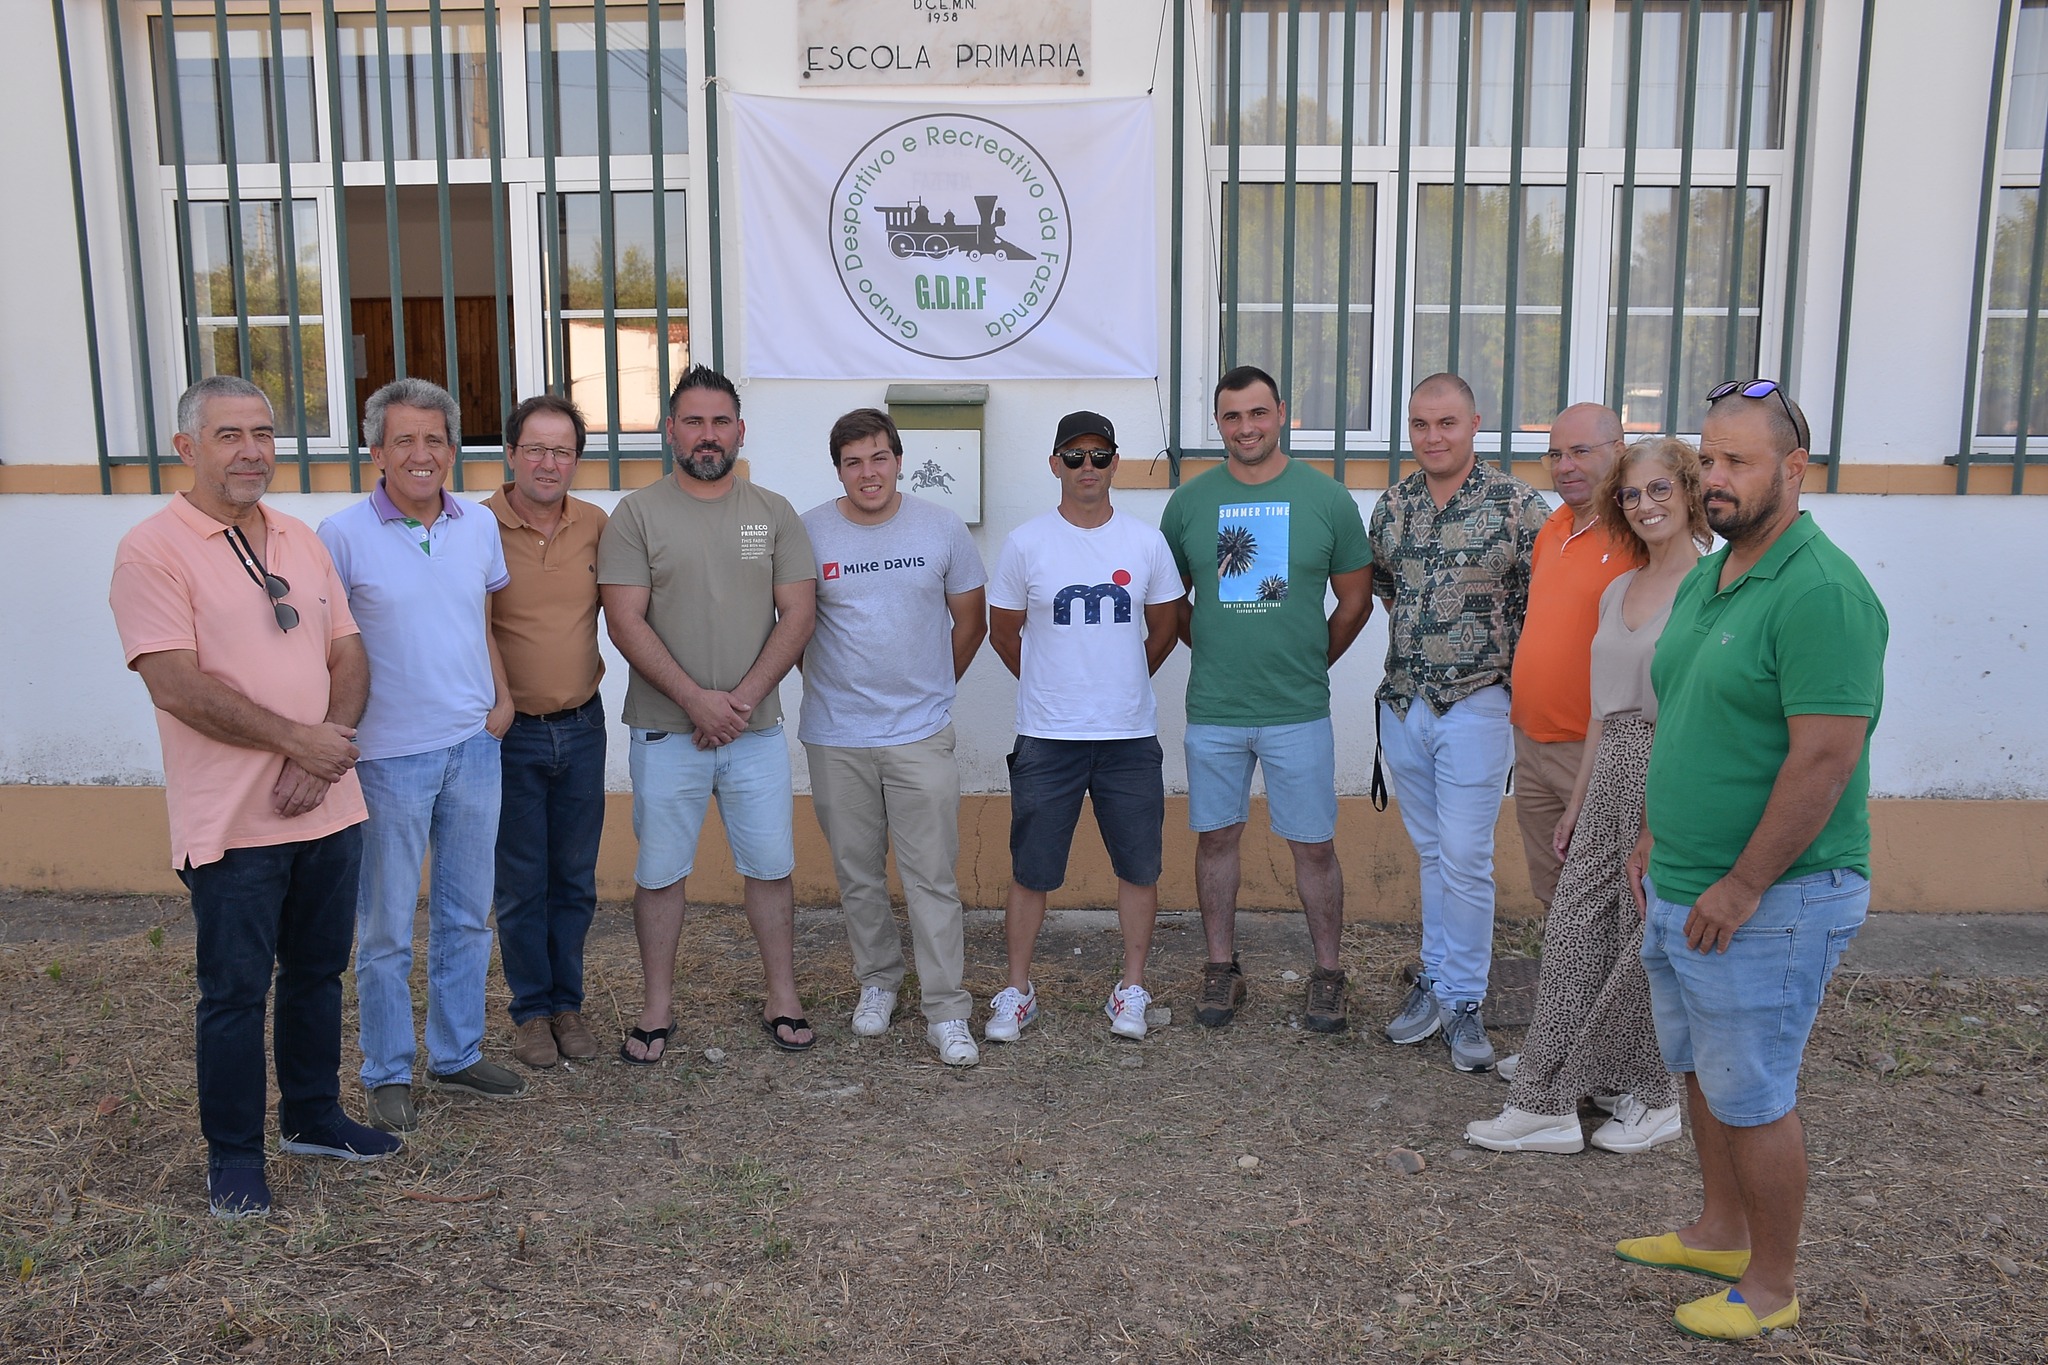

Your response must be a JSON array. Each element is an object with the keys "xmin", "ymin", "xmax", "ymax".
[
  {"xmin": 804, "ymin": 725, "xmax": 971, "ymax": 1023},
  {"xmin": 1511, "ymin": 728, "xmax": 1585, "ymax": 909}
]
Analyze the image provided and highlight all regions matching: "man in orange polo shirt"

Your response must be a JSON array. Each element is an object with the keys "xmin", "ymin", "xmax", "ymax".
[
  {"xmin": 1510, "ymin": 403, "xmax": 1632, "ymax": 909},
  {"xmin": 111, "ymin": 376, "xmax": 402, "ymax": 1221},
  {"xmin": 484, "ymin": 395, "xmax": 609, "ymax": 1069}
]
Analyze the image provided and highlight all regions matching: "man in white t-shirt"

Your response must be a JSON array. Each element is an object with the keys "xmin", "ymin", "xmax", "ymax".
[
  {"xmin": 800, "ymin": 408, "xmax": 989, "ymax": 1067},
  {"xmin": 985, "ymin": 411, "xmax": 1181, "ymax": 1042}
]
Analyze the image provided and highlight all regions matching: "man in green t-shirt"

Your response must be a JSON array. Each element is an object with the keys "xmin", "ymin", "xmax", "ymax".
[
  {"xmin": 599, "ymin": 366, "xmax": 819, "ymax": 1062},
  {"xmin": 1618, "ymin": 380, "xmax": 1888, "ymax": 1343},
  {"xmin": 1159, "ymin": 365, "xmax": 1374, "ymax": 1033}
]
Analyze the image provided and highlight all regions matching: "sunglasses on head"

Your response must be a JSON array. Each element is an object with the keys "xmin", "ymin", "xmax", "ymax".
[
  {"xmin": 1706, "ymin": 378, "xmax": 1810, "ymax": 450},
  {"xmin": 1056, "ymin": 448, "xmax": 1115, "ymax": 470}
]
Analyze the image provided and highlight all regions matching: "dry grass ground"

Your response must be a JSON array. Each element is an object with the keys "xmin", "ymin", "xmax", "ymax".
[{"xmin": 1, "ymin": 897, "xmax": 2043, "ymax": 1363}]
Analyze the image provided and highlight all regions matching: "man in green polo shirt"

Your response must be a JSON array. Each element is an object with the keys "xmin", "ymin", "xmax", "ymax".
[{"xmin": 1619, "ymin": 381, "xmax": 1888, "ymax": 1343}]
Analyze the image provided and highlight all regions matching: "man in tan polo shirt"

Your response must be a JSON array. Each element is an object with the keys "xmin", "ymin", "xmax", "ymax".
[{"xmin": 485, "ymin": 395, "xmax": 609, "ymax": 1068}]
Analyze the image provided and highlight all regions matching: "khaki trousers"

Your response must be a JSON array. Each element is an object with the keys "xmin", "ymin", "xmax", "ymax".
[
  {"xmin": 805, "ymin": 725, "xmax": 970, "ymax": 1023},
  {"xmin": 1511, "ymin": 728, "xmax": 1585, "ymax": 909}
]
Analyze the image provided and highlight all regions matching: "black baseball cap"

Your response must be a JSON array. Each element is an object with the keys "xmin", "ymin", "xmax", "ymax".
[{"xmin": 1053, "ymin": 410, "xmax": 1117, "ymax": 451}]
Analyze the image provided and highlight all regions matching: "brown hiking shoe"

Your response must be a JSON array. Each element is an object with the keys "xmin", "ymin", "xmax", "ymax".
[
  {"xmin": 550, "ymin": 1011, "xmax": 600, "ymax": 1061},
  {"xmin": 511, "ymin": 1016, "xmax": 559, "ymax": 1068},
  {"xmin": 1196, "ymin": 958, "xmax": 1249, "ymax": 1028},
  {"xmin": 1305, "ymin": 967, "xmax": 1349, "ymax": 1034}
]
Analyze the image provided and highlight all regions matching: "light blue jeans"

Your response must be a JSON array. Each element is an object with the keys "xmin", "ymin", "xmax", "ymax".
[
  {"xmin": 1379, "ymin": 686, "xmax": 1514, "ymax": 1007},
  {"xmin": 354, "ymin": 729, "xmax": 502, "ymax": 1088}
]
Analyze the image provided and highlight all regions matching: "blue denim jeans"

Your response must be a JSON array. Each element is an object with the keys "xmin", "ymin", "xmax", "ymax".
[
  {"xmin": 1379, "ymin": 686, "xmax": 1515, "ymax": 1007},
  {"xmin": 494, "ymin": 696, "xmax": 607, "ymax": 1024},
  {"xmin": 179, "ymin": 825, "xmax": 362, "ymax": 1171},
  {"xmin": 354, "ymin": 729, "xmax": 502, "ymax": 1087},
  {"xmin": 1641, "ymin": 869, "xmax": 1869, "ymax": 1126}
]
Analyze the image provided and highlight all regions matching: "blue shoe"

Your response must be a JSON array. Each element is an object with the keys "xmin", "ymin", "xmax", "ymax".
[
  {"xmin": 207, "ymin": 1166, "xmax": 272, "ymax": 1220},
  {"xmin": 280, "ymin": 1116, "xmax": 404, "ymax": 1162}
]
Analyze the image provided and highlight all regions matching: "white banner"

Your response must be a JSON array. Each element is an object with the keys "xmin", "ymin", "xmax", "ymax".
[{"xmin": 729, "ymin": 93, "xmax": 1156, "ymax": 380}]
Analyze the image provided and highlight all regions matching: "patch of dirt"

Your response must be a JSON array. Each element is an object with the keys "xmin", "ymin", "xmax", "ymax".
[{"xmin": 0, "ymin": 904, "xmax": 2042, "ymax": 1363}]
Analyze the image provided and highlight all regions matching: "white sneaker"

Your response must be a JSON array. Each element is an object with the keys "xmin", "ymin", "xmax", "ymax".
[
  {"xmin": 1588, "ymin": 1094, "xmax": 1682, "ymax": 1153},
  {"xmin": 1464, "ymin": 1106, "xmax": 1586, "ymax": 1154},
  {"xmin": 1105, "ymin": 981, "xmax": 1151, "ymax": 1040},
  {"xmin": 851, "ymin": 986, "xmax": 897, "ymax": 1037},
  {"xmin": 983, "ymin": 984, "xmax": 1038, "ymax": 1043},
  {"xmin": 925, "ymin": 1019, "xmax": 980, "ymax": 1067},
  {"xmin": 1495, "ymin": 1052, "xmax": 1520, "ymax": 1083}
]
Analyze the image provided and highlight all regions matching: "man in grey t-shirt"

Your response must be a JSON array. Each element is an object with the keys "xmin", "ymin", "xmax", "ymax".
[{"xmin": 800, "ymin": 408, "xmax": 988, "ymax": 1066}]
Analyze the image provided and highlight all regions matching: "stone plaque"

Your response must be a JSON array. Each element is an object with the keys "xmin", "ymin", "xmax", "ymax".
[{"xmin": 798, "ymin": 0, "xmax": 1091, "ymax": 86}]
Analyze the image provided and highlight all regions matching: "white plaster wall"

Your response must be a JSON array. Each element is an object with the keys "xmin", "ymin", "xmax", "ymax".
[{"xmin": 4, "ymin": 486, "xmax": 2043, "ymax": 800}]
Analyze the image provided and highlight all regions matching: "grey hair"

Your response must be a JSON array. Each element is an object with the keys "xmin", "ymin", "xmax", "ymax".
[
  {"xmin": 364, "ymin": 377, "xmax": 461, "ymax": 449},
  {"xmin": 176, "ymin": 375, "xmax": 270, "ymax": 438}
]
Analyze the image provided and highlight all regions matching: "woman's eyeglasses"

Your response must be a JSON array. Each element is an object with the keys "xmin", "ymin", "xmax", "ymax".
[{"xmin": 1614, "ymin": 478, "xmax": 1676, "ymax": 511}]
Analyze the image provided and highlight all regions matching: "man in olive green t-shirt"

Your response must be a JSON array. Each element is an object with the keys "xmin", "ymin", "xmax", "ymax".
[
  {"xmin": 1620, "ymin": 381, "xmax": 1888, "ymax": 1343},
  {"xmin": 598, "ymin": 365, "xmax": 818, "ymax": 1061},
  {"xmin": 1159, "ymin": 365, "xmax": 1373, "ymax": 1034}
]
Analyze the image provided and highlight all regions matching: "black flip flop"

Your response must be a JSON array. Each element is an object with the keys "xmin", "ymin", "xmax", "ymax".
[
  {"xmin": 761, "ymin": 1015, "xmax": 815, "ymax": 1053},
  {"xmin": 619, "ymin": 1020, "xmax": 674, "ymax": 1066}
]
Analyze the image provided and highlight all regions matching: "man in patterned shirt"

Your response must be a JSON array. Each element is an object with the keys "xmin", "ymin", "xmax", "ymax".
[{"xmin": 1373, "ymin": 373, "xmax": 1549, "ymax": 1073}]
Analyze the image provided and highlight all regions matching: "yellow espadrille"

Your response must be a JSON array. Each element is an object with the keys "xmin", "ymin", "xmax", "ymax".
[
  {"xmin": 1674, "ymin": 1287, "xmax": 1799, "ymax": 1341},
  {"xmin": 1614, "ymin": 1231, "xmax": 1751, "ymax": 1283}
]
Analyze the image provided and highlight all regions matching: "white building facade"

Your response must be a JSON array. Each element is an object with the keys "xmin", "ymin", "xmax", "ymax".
[{"xmin": 2, "ymin": 1, "xmax": 2043, "ymax": 913}]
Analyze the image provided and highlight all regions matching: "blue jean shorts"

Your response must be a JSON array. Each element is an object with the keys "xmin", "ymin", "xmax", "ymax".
[
  {"xmin": 1640, "ymin": 868, "xmax": 1869, "ymax": 1127},
  {"xmin": 1007, "ymin": 735, "xmax": 1165, "ymax": 891},
  {"xmin": 1184, "ymin": 717, "xmax": 1338, "ymax": 844},
  {"xmin": 628, "ymin": 723, "xmax": 796, "ymax": 887}
]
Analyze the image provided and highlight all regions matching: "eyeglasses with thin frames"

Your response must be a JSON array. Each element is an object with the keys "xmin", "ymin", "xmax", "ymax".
[
  {"xmin": 1542, "ymin": 439, "xmax": 1620, "ymax": 466},
  {"xmin": 1614, "ymin": 478, "xmax": 1676, "ymax": 511},
  {"xmin": 1056, "ymin": 448, "xmax": 1116, "ymax": 469},
  {"xmin": 512, "ymin": 442, "xmax": 578, "ymax": 464},
  {"xmin": 223, "ymin": 524, "xmax": 298, "ymax": 632}
]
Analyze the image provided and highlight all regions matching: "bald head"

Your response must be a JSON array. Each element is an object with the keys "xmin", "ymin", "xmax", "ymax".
[
  {"xmin": 1545, "ymin": 403, "xmax": 1625, "ymax": 512},
  {"xmin": 1412, "ymin": 371, "xmax": 1477, "ymax": 416}
]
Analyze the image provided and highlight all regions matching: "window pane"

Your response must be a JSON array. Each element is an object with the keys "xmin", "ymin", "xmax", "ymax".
[
  {"xmin": 1414, "ymin": 2, "xmax": 1576, "ymax": 148},
  {"xmin": 1225, "ymin": 184, "xmax": 1375, "ymax": 432},
  {"xmin": 1607, "ymin": 186, "xmax": 1767, "ymax": 433},
  {"xmin": 1612, "ymin": 1, "xmax": 1786, "ymax": 150},
  {"xmin": 187, "ymin": 200, "xmax": 328, "ymax": 439},
  {"xmin": 336, "ymin": 15, "xmax": 493, "ymax": 162},
  {"xmin": 1212, "ymin": 2, "xmax": 1386, "ymax": 147},
  {"xmin": 150, "ymin": 16, "xmax": 317, "ymax": 165},
  {"xmin": 549, "ymin": 191, "xmax": 690, "ymax": 430},
  {"xmin": 1412, "ymin": 185, "xmax": 1567, "ymax": 431},
  {"xmin": 527, "ymin": 6, "xmax": 689, "ymax": 157},
  {"xmin": 2009, "ymin": 0, "xmax": 2048, "ymax": 149},
  {"xmin": 1976, "ymin": 187, "xmax": 2048, "ymax": 436}
]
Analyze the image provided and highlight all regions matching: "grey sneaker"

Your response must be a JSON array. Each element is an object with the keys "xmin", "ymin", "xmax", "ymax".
[
  {"xmin": 1443, "ymin": 1001, "xmax": 1496, "ymax": 1072},
  {"xmin": 1385, "ymin": 975, "xmax": 1442, "ymax": 1044},
  {"xmin": 426, "ymin": 1059, "xmax": 528, "ymax": 1099},
  {"xmin": 365, "ymin": 1084, "xmax": 418, "ymax": 1133}
]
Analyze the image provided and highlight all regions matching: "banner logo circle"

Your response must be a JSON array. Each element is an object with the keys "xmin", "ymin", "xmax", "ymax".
[{"xmin": 830, "ymin": 113, "xmax": 1072, "ymax": 361}]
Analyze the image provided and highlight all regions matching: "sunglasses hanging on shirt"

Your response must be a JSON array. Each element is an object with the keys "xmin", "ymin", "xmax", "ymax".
[{"xmin": 222, "ymin": 524, "xmax": 299, "ymax": 632}]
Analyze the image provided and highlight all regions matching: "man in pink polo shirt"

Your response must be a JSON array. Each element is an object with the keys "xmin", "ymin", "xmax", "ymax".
[{"xmin": 111, "ymin": 376, "xmax": 402, "ymax": 1221}]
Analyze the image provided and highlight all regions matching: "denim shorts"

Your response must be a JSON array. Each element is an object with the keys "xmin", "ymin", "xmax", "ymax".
[
  {"xmin": 1640, "ymin": 868, "xmax": 1869, "ymax": 1127},
  {"xmin": 628, "ymin": 723, "xmax": 796, "ymax": 887},
  {"xmin": 1184, "ymin": 717, "xmax": 1339, "ymax": 843},
  {"xmin": 1007, "ymin": 735, "xmax": 1165, "ymax": 892}
]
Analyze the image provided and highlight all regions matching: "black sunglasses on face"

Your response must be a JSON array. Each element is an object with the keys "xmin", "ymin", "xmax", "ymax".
[
  {"xmin": 1056, "ymin": 448, "xmax": 1116, "ymax": 469},
  {"xmin": 224, "ymin": 525, "xmax": 299, "ymax": 632},
  {"xmin": 1706, "ymin": 378, "xmax": 1810, "ymax": 451},
  {"xmin": 1615, "ymin": 478, "xmax": 1676, "ymax": 510}
]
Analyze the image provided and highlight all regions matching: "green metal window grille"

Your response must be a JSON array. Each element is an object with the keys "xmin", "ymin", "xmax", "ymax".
[{"xmin": 52, "ymin": 0, "xmax": 718, "ymax": 494}]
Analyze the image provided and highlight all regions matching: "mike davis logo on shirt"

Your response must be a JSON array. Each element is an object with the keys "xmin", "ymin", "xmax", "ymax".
[{"xmin": 821, "ymin": 557, "xmax": 928, "ymax": 581}]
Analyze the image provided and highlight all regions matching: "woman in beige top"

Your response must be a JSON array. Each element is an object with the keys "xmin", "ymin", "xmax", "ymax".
[{"xmin": 1468, "ymin": 436, "xmax": 1711, "ymax": 1156}]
